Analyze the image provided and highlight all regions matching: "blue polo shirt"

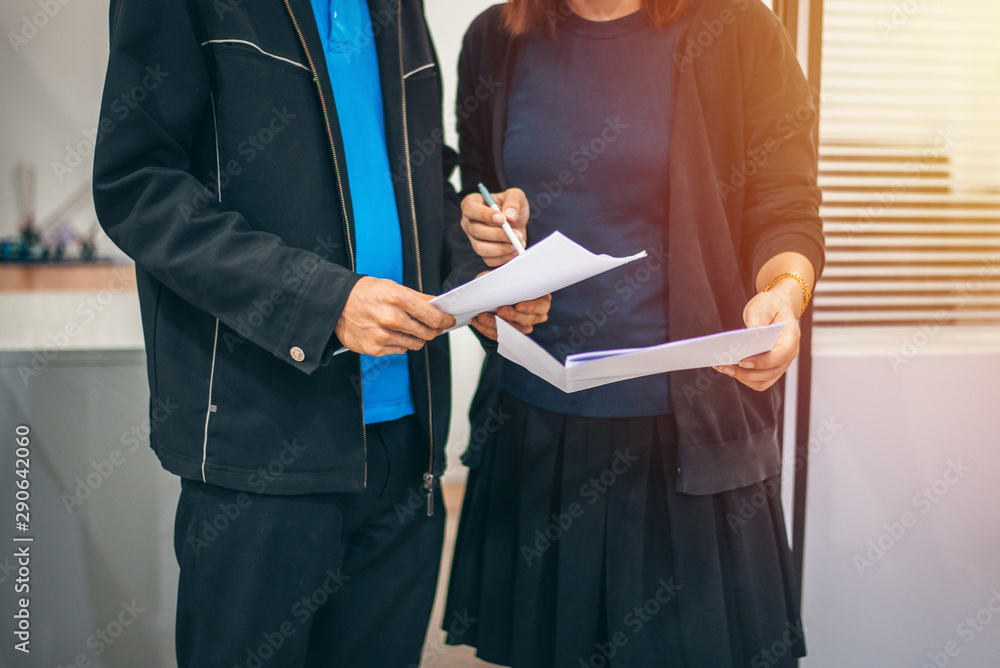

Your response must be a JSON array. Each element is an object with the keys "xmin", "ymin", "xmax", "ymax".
[{"xmin": 311, "ymin": 0, "xmax": 414, "ymax": 424}]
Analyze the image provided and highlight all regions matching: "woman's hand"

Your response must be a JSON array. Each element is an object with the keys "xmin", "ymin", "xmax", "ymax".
[
  {"xmin": 471, "ymin": 294, "xmax": 552, "ymax": 341},
  {"xmin": 461, "ymin": 188, "xmax": 530, "ymax": 267},
  {"xmin": 713, "ymin": 281, "xmax": 803, "ymax": 392}
]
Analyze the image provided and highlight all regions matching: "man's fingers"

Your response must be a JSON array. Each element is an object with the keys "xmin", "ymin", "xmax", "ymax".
[
  {"xmin": 362, "ymin": 328, "xmax": 425, "ymax": 355},
  {"xmin": 380, "ymin": 288, "xmax": 454, "ymax": 337},
  {"xmin": 415, "ymin": 295, "xmax": 457, "ymax": 331},
  {"xmin": 404, "ymin": 297, "xmax": 456, "ymax": 334},
  {"xmin": 382, "ymin": 330, "xmax": 428, "ymax": 352}
]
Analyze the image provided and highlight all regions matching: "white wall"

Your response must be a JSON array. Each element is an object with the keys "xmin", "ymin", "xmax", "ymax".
[
  {"xmin": 0, "ymin": 0, "xmax": 496, "ymax": 252},
  {"xmin": 0, "ymin": 0, "xmax": 112, "ymax": 249},
  {"xmin": 802, "ymin": 330, "xmax": 1000, "ymax": 667}
]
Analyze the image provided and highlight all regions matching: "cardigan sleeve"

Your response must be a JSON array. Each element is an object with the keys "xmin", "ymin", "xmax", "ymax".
[
  {"xmin": 738, "ymin": 4, "xmax": 826, "ymax": 282},
  {"xmin": 456, "ymin": 7, "xmax": 505, "ymax": 196}
]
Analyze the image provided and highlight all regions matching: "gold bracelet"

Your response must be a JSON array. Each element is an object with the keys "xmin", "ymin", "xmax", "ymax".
[{"xmin": 763, "ymin": 273, "xmax": 812, "ymax": 318}]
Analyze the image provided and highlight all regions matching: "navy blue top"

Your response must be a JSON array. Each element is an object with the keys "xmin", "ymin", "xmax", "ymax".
[
  {"xmin": 501, "ymin": 10, "xmax": 678, "ymax": 417},
  {"xmin": 310, "ymin": 0, "xmax": 415, "ymax": 423}
]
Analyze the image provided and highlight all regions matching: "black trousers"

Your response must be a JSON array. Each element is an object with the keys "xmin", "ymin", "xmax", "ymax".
[{"xmin": 173, "ymin": 416, "xmax": 445, "ymax": 668}]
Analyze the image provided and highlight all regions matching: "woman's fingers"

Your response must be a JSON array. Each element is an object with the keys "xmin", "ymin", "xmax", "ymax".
[
  {"xmin": 738, "ymin": 333, "xmax": 798, "ymax": 371},
  {"xmin": 713, "ymin": 364, "xmax": 789, "ymax": 392},
  {"xmin": 462, "ymin": 194, "xmax": 526, "ymax": 266},
  {"xmin": 471, "ymin": 313, "xmax": 498, "ymax": 340},
  {"xmin": 496, "ymin": 295, "xmax": 551, "ymax": 334},
  {"xmin": 464, "ymin": 219, "xmax": 517, "ymax": 244},
  {"xmin": 513, "ymin": 294, "xmax": 552, "ymax": 315},
  {"xmin": 490, "ymin": 188, "xmax": 530, "ymax": 233}
]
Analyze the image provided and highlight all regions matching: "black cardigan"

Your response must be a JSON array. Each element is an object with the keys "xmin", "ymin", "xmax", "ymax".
[{"xmin": 459, "ymin": 0, "xmax": 825, "ymax": 495}]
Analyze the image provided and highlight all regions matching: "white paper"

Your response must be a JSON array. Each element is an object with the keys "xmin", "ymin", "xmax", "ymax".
[
  {"xmin": 431, "ymin": 231, "xmax": 647, "ymax": 328},
  {"xmin": 497, "ymin": 319, "xmax": 786, "ymax": 393},
  {"xmin": 332, "ymin": 232, "xmax": 646, "ymax": 356}
]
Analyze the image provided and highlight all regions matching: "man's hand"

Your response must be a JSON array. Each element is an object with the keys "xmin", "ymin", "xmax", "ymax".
[
  {"xmin": 335, "ymin": 277, "xmax": 456, "ymax": 356},
  {"xmin": 471, "ymin": 294, "xmax": 552, "ymax": 341},
  {"xmin": 713, "ymin": 281, "xmax": 802, "ymax": 392},
  {"xmin": 461, "ymin": 187, "xmax": 530, "ymax": 267}
]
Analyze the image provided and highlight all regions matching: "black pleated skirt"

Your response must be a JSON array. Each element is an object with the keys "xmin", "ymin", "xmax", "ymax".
[{"xmin": 444, "ymin": 392, "xmax": 805, "ymax": 668}]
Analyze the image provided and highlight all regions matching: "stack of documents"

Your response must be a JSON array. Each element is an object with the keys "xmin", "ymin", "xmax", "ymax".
[{"xmin": 497, "ymin": 318, "xmax": 785, "ymax": 393}]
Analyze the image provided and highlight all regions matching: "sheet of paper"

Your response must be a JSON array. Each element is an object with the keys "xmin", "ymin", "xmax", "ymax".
[
  {"xmin": 497, "ymin": 319, "xmax": 786, "ymax": 393},
  {"xmin": 332, "ymin": 232, "xmax": 646, "ymax": 356},
  {"xmin": 431, "ymin": 231, "xmax": 647, "ymax": 328}
]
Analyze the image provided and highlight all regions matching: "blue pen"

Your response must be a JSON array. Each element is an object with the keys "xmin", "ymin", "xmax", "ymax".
[{"xmin": 478, "ymin": 183, "xmax": 527, "ymax": 255}]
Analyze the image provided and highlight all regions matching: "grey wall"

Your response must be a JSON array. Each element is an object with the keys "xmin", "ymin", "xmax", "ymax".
[
  {"xmin": 802, "ymin": 339, "xmax": 1000, "ymax": 667},
  {"xmin": 0, "ymin": 350, "xmax": 177, "ymax": 667}
]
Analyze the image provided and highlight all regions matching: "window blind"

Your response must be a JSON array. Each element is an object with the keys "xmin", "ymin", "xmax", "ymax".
[{"xmin": 814, "ymin": 0, "xmax": 1000, "ymax": 327}]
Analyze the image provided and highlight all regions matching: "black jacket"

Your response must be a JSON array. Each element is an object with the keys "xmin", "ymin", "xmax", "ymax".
[
  {"xmin": 459, "ymin": 1, "xmax": 825, "ymax": 495},
  {"xmin": 93, "ymin": 0, "xmax": 476, "ymax": 496}
]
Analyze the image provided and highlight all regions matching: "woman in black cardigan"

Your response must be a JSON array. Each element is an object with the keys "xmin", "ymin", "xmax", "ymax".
[{"xmin": 445, "ymin": 1, "xmax": 824, "ymax": 666}]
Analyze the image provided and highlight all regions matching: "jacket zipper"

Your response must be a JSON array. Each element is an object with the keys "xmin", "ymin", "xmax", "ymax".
[
  {"xmin": 282, "ymin": 0, "xmax": 367, "ymax": 487},
  {"xmin": 398, "ymin": 2, "xmax": 437, "ymax": 517}
]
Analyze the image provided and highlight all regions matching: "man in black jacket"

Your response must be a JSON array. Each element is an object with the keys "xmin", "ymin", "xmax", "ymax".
[{"xmin": 92, "ymin": 0, "xmax": 545, "ymax": 665}]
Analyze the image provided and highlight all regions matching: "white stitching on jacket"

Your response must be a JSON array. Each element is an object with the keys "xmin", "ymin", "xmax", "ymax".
[
  {"xmin": 403, "ymin": 62, "xmax": 435, "ymax": 79},
  {"xmin": 201, "ymin": 93, "xmax": 223, "ymax": 484},
  {"xmin": 200, "ymin": 39, "xmax": 311, "ymax": 72}
]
